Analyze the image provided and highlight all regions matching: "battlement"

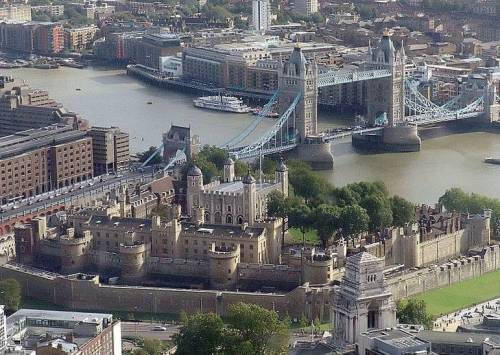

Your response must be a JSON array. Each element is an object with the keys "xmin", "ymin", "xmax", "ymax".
[
  {"xmin": 120, "ymin": 242, "xmax": 146, "ymax": 254},
  {"xmin": 208, "ymin": 244, "xmax": 240, "ymax": 258}
]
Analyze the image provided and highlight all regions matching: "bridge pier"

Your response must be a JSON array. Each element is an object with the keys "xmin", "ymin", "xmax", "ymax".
[
  {"xmin": 352, "ymin": 125, "xmax": 421, "ymax": 152},
  {"xmin": 293, "ymin": 137, "xmax": 334, "ymax": 170}
]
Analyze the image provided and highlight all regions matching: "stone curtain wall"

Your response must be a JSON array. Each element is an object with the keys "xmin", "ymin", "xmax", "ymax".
[{"xmin": 387, "ymin": 245, "xmax": 500, "ymax": 300}]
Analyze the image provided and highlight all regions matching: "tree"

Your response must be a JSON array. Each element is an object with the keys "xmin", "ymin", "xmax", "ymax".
[
  {"xmin": 226, "ymin": 303, "xmax": 289, "ymax": 355},
  {"xmin": 396, "ymin": 299, "xmax": 433, "ymax": 329},
  {"xmin": 338, "ymin": 205, "xmax": 369, "ymax": 244},
  {"xmin": 288, "ymin": 203, "xmax": 312, "ymax": 246},
  {"xmin": 0, "ymin": 279, "xmax": 21, "ymax": 312},
  {"xmin": 267, "ymin": 191, "xmax": 287, "ymax": 219},
  {"xmin": 288, "ymin": 164, "xmax": 325, "ymax": 203},
  {"xmin": 313, "ymin": 204, "xmax": 340, "ymax": 247},
  {"xmin": 174, "ymin": 312, "xmax": 225, "ymax": 355},
  {"xmin": 361, "ymin": 194, "xmax": 393, "ymax": 231},
  {"xmin": 390, "ymin": 196, "xmax": 416, "ymax": 226}
]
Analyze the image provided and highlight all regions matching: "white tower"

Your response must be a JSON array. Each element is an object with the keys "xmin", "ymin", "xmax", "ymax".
[{"xmin": 252, "ymin": 0, "xmax": 271, "ymax": 33}]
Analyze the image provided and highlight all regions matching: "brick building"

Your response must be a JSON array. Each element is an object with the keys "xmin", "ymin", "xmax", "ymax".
[
  {"xmin": 64, "ymin": 25, "xmax": 98, "ymax": 51},
  {"xmin": 0, "ymin": 125, "xmax": 93, "ymax": 204},
  {"xmin": 0, "ymin": 21, "xmax": 64, "ymax": 54}
]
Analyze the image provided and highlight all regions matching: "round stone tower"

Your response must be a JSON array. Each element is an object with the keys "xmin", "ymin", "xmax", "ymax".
[
  {"xmin": 304, "ymin": 252, "xmax": 334, "ymax": 285},
  {"xmin": 275, "ymin": 158, "xmax": 289, "ymax": 196},
  {"xmin": 120, "ymin": 242, "xmax": 147, "ymax": 284},
  {"xmin": 60, "ymin": 229, "xmax": 92, "ymax": 274},
  {"xmin": 208, "ymin": 243, "xmax": 240, "ymax": 289}
]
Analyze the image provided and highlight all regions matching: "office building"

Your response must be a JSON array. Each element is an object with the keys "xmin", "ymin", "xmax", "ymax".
[
  {"xmin": 0, "ymin": 125, "xmax": 93, "ymax": 204},
  {"xmin": 6, "ymin": 309, "xmax": 121, "ymax": 354},
  {"xmin": 252, "ymin": 0, "xmax": 271, "ymax": 33},
  {"xmin": 88, "ymin": 126, "xmax": 129, "ymax": 175},
  {"xmin": 31, "ymin": 4, "xmax": 65, "ymax": 18}
]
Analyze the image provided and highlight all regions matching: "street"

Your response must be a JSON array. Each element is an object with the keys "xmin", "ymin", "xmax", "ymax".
[
  {"xmin": 0, "ymin": 167, "xmax": 156, "ymax": 222},
  {"xmin": 121, "ymin": 321, "xmax": 180, "ymax": 341}
]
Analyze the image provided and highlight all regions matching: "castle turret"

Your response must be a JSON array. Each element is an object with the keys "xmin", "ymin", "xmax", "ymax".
[
  {"xmin": 275, "ymin": 158, "xmax": 289, "ymax": 197},
  {"xmin": 186, "ymin": 164, "xmax": 203, "ymax": 216},
  {"xmin": 243, "ymin": 172, "xmax": 256, "ymax": 225},
  {"xmin": 304, "ymin": 250, "xmax": 334, "ymax": 285},
  {"xmin": 60, "ymin": 229, "xmax": 92, "ymax": 274},
  {"xmin": 208, "ymin": 243, "xmax": 240, "ymax": 289},
  {"xmin": 223, "ymin": 157, "xmax": 235, "ymax": 183},
  {"xmin": 120, "ymin": 233, "xmax": 147, "ymax": 284}
]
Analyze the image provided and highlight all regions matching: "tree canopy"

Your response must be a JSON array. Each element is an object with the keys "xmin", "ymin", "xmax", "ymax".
[
  {"xmin": 173, "ymin": 303, "xmax": 289, "ymax": 355},
  {"xmin": 439, "ymin": 187, "xmax": 499, "ymax": 234},
  {"xmin": 0, "ymin": 279, "xmax": 21, "ymax": 312},
  {"xmin": 396, "ymin": 299, "xmax": 433, "ymax": 329}
]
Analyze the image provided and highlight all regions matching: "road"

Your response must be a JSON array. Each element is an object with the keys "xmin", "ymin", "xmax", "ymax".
[
  {"xmin": 0, "ymin": 167, "xmax": 156, "ymax": 223},
  {"xmin": 121, "ymin": 321, "xmax": 180, "ymax": 341}
]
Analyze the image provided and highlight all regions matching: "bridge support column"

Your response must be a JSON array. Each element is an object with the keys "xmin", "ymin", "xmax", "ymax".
[
  {"xmin": 381, "ymin": 126, "xmax": 421, "ymax": 152},
  {"xmin": 483, "ymin": 104, "xmax": 500, "ymax": 123},
  {"xmin": 294, "ymin": 137, "xmax": 334, "ymax": 170}
]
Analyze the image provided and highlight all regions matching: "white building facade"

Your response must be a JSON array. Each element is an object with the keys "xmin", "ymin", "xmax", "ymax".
[
  {"xmin": 252, "ymin": 0, "xmax": 271, "ymax": 33},
  {"xmin": 293, "ymin": 0, "xmax": 318, "ymax": 16}
]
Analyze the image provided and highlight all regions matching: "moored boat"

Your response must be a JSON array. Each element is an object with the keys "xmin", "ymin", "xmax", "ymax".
[{"xmin": 193, "ymin": 95, "xmax": 251, "ymax": 113}]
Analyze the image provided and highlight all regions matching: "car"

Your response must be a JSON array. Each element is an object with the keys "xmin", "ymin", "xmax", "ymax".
[
  {"xmin": 153, "ymin": 326, "xmax": 167, "ymax": 331},
  {"xmin": 79, "ymin": 186, "xmax": 84, "ymax": 189},
  {"xmin": 0, "ymin": 208, "xmax": 6, "ymax": 213}
]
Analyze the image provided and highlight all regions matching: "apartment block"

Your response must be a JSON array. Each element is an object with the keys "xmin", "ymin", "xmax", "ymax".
[
  {"xmin": 0, "ymin": 5, "xmax": 31, "ymax": 22},
  {"xmin": 0, "ymin": 21, "xmax": 64, "ymax": 55},
  {"xmin": 64, "ymin": 25, "xmax": 98, "ymax": 51}
]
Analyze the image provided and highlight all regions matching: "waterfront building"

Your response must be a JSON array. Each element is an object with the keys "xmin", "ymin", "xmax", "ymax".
[
  {"xmin": 0, "ymin": 76, "xmax": 88, "ymax": 136},
  {"xmin": 252, "ymin": 0, "xmax": 271, "ymax": 33},
  {"xmin": 6, "ymin": 309, "xmax": 122, "ymax": 354},
  {"xmin": 0, "ymin": 5, "xmax": 31, "ymax": 22},
  {"xmin": 293, "ymin": 0, "xmax": 318, "ymax": 16},
  {"xmin": 64, "ymin": 25, "xmax": 98, "ymax": 51},
  {"xmin": 0, "ymin": 21, "xmax": 63, "ymax": 55},
  {"xmin": 88, "ymin": 126, "xmax": 130, "ymax": 175},
  {"xmin": 134, "ymin": 33, "xmax": 182, "ymax": 70},
  {"xmin": 0, "ymin": 125, "xmax": 93, "ymax": 203},
  {"xmin": 159, "ymin": 54, "xmax": 183, "ymax": 77}
]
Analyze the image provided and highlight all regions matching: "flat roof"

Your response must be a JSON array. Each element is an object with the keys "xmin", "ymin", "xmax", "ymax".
[
  {"xmin": 417, "ymin": 331, "xmax": 500, "ymax": 345},
  {"xmin": 7, "ymin": 309, "xmax": 112, "ymax": 327},
  {"xmin": 0, "ymin": 125, "xmax": 87, "ymax": 160}
]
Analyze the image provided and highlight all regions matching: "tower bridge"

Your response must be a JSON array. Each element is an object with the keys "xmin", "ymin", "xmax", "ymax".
[{"xmin": 150, "ymin": 33, "xmax": 500, "ymax": 170}]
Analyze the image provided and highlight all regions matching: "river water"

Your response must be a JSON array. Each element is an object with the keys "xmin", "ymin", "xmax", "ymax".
[{"xmin": 5, "ymin": 66, "xmax": 500, "ymax": 204}]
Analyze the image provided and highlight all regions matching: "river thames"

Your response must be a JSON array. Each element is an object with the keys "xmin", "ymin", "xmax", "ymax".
[{"xmin": 6, "ymin": 66, "xmax": 500, "ymax": 204}]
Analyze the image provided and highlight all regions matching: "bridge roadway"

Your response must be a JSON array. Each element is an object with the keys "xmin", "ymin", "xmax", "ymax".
[{"xmin": 0, "ymin": 168, "xmax": 155, "ymax": 224}]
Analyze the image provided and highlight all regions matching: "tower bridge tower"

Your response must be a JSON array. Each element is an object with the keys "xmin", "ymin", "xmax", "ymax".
[
  {"xmin": 278, "ymin": 43, "xmax": 318, "ymax": 142},
  {"xmin": 365, "ymin": 30, "xmax": 406, "ymax": 126},
  {"xmin": 278, "ymin": 44, "xmax": 334, "ymax": 169}
]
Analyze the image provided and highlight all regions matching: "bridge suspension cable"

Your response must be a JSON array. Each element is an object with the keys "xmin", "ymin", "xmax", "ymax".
[
  {"xmin": 231, "ymin": 93, "xmax": 301, "ymax": 160},
  {"xmin": 220, "ymin": 91, "xmax": 279, "ymax": 149}
]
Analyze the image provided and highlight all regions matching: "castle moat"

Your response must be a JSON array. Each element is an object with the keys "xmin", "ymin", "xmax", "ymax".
[{"xmin": 7, "ymin": 66, "xmax": 500, "ymax": 204}]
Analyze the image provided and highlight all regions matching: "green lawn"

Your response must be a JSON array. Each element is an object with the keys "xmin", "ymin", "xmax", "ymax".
[
  {"xmin": 414, "ymin": 269, "xmax": 500, "ymax": 317},
  {"xmin": 287, "ymin": 228, "xmax": 320, "ymax": 246}
]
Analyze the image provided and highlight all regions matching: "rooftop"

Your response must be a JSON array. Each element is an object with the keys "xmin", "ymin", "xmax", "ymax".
[{"xmin": 0, "ymin": 125, "xmax": 87, "ymax": 160}]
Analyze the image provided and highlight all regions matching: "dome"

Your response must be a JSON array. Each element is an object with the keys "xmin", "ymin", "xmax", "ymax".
[
  {"xmin": 276, "ymin": 159, "xmax": 288, "ymax": 172},
  {"xmin": 243, "ymin": 172, "xmax": 256, "ymax": 184},
  {"xmin": 224, "ymin": 157, "xmax": 234, "ymax": 165},
  {"xmin": 187, "ymin": 165, "xmax": 202, "ymax": 176}
]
